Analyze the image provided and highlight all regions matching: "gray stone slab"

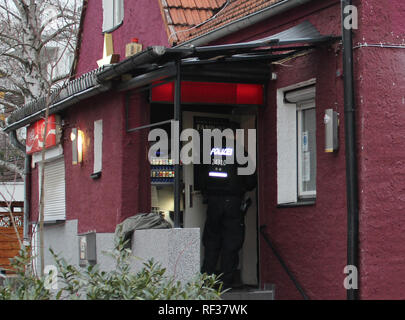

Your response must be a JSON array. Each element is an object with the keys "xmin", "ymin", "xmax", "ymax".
[
  {"xmin": 42, "ymin": 220, "xmax": 115, "ymax": 271},
  {"xmin": 131, "ymin": 228, "xmax": 200, "ymax": 284},
  {"xmin": 40, "ymin": 221, "xmax": 201, "ymax": 288},
  {"xmin": 43, "ymin": 220, "xmax": 79, "ymax": 267}
]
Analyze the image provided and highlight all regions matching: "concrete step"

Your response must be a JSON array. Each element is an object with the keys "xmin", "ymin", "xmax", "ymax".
[{"xmin": 222, "ymin": 288, "xmax": 275, "ymax": 300}]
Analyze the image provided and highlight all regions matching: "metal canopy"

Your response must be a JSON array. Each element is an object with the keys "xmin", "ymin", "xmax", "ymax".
[
  {"xmin": 3, "ymin": 20, "xmax": 340, "ymax": 229},
  {"xmin": 5, "ymin": 21, "xmax": 339, "ymax": 132},
  {"xmin": 116, "ymin": 21, "xmax": 339, "ymax": 228},
  {"xmin": 98, "ymin": 21, "xmax": 339, "ymax": 91},
  {"xmin": 197, "ymin": 20, "xmax": 336, "ymax": 52}
]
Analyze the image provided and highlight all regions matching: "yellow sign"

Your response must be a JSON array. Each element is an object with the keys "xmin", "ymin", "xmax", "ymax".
[{"xmin": 97, "ymin": 33, "xmax": 120, "ymax": 67}]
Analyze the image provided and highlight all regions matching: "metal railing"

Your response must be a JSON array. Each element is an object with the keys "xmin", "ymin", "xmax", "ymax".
[{"xmin": 259, "ymin": 225, "xmax": 309, "ymax": 300}]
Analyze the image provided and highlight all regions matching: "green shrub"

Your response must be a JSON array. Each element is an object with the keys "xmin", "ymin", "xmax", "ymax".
[
  {"xmin": 0, "ymin": 246, "xmax": 50, "ymax": 300},
  {"xmin": 0, "ymin": 235, "xmax": 223, "ymax": 300}
]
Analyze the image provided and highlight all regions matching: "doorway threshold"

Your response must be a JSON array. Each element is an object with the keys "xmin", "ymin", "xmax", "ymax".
[{"xmin": 221, "ymin": 285, "xmax": 275, "ymax": 300}]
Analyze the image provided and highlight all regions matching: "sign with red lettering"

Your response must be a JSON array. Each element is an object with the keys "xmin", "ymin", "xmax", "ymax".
[{"xmin": 26, "ymin": 115, "xmax": 59, "ymax": 155}]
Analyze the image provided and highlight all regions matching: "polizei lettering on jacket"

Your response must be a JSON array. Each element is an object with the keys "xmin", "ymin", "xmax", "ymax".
[{"xmin": 210, "ymin": 147, "xmax": 233, "ymax": 156}]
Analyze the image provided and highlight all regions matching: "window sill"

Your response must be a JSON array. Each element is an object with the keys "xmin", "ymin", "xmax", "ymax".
[
  {"xmin": 277, "ymin": 199, "xmax": 316, "ymax": 208},
  {"xmin": 91, "ymin": 172, "xmax": 102, "ymax": 180},
  {"xmin": 43, "ymin": 219, "xmax": 66, "ymax": 225},
  {"xmin": 102, "ymin": 21, "xmax": 123, "ymax": 34}
]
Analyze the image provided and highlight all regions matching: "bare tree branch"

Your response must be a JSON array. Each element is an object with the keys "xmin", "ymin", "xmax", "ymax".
[
  {"xmin": 0, "ymin": 4, "xmax": 21, "ymax": 21},
  {"xmin": 0, "ymin": 1, "xmax": 80, "ymax": 273},
  {"xmin": 40, "ymin": 22, "xmax": 77, "ymax": 49},
  {"xmin": 0, "ymin": 99, "xmax": 19, "ymax": 111},
  {"xmin": 0, "ymin": 159, "xmax": 24, "ymax": 179}
]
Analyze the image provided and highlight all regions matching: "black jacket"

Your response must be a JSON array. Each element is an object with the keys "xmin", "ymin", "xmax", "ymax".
[{"xmin": 200, "ymin": 148, "xmax": 256, "ymax": 197}]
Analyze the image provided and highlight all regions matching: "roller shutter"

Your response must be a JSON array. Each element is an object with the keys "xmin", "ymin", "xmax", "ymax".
[
  {"xmin": 43, "ymin": 158, "xmax": 66, "ymax": 222},
  {"xmin": 284, "ymin": 86, "xmax": 316, "ymax": 103}
]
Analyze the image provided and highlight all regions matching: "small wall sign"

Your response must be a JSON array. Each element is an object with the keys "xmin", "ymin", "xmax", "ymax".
[{"xmin": 26, "ymin": 115, "xmax": 61, "ymax": 155}]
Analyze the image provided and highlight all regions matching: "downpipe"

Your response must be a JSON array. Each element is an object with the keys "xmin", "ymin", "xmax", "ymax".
[
  {"xmin": 341, "ymin": 0, "xmax": 360, "ymax": 300},
  {"xmin": 9, "ymin": 130, "xmax": 31, "ymax": 245}
]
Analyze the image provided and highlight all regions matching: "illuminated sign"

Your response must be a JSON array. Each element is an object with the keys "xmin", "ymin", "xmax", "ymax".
[
  {"xmin": 209, "ymin": 172, "xmax": 228, "ymax": 178},
  {"xmin": 151, "ymin": 81, "xmax": 264, "ymax": 106},
  {"xmin": 210, "ymin": 148, "xmax": 233, "ymax": 156},
  {"xmin": 26, "ymin": 115, "xmax": 60, "ymax": 155}
]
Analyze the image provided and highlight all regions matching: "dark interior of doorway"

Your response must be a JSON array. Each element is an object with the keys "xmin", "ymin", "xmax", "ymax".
[{"xmin": 150, "ymin": 102, "xmax": 260, "ymax": 288}]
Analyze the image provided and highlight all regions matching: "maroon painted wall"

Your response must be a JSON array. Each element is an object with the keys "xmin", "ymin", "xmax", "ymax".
[
  {"xmin": 211, "ymin": 0, "xmax": 347, "ymax": 299},
  {"xmin": 75, "ymin": 0, "xmax": 169, "ymax": 77},
  {"xmin": 30, "ymin": 90, "xmax": 152, "ymax": 234},
  {"xmin": 120, "ymin": 92, "xmax": 151, "ymax": 226},
  {"xmin": 212, "ymin": 0, "xmax": 405, "ymax": 299},
  {"xmin": 71, "ymin": 0, "xmax": 160, "ymax": 231},
  {"xmin": 64, "ymin": 93, "xmax": 124, "ymax": 234},
  {"xmin": 30, "ymin": 0, "xmax": 163, "ymax": 233},
  {"xmin": 354, "ymin": 0, "xmax": 405, "ymax": 299},
  {"xmin": 28, "ymin": 0, "xmax": 405, "ymax": 299},
  {"xmin": 61, "ymin": 91, "xmax": 151, "ymax": 234},
  {"xmin": 260, "ymin": 48, "xmax": 348, "ymax": 300}
]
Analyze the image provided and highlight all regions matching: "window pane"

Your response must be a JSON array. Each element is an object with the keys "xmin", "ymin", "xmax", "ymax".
[
  {"xmin": 102, "ymin": 0, "xmax": 114, "ymax": 32},
  {"xmin": 94, "ymin": 120, "xmax": 103, "ymax": 173},
  {"xmin": 102, "ymin": 0, "xmax": 124, "ymax": 33},
  {"xmin": 114, "ymin": 0, "xmax": 124, "ymax": 27},
  {"xmin": 300, "ymin": 107, "xmax": 316, "ymax": 194}
]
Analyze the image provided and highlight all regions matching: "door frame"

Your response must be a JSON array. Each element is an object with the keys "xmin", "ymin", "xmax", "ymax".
[{"xmin": 182, "ymin": 109, "xmax": 260, "ymax": 286}]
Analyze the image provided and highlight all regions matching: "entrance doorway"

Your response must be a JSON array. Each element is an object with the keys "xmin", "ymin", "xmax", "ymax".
[
  {"xmin": 148, "ymin": 102, "xmax": 259, "ymax": 287},
  {"xmin": 182, "ymin": 109, "xmax": 259, "ymax": 287}
]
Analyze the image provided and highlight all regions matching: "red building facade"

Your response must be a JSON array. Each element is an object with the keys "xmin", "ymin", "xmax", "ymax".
[{"xmin": 5, "ymin": 0, "xmax": 405, "ymax": 299}]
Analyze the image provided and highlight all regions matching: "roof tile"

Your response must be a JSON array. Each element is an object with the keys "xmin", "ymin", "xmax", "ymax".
[
  {"xmin": 166, "ymin": 0, "xmax": 179, "ymax": 7},
  {"xmin": 180, "ymin": 0, "xmax": 195, "ymax": 9},
  {"xmin": 159, "ymin": 0, "xmax": 283, "ymax": 45}
]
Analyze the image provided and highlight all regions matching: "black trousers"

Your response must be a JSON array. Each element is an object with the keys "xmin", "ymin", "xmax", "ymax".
[{"xmin": 201, "ymin": 195, "xmax": 245, "ymax": 288}]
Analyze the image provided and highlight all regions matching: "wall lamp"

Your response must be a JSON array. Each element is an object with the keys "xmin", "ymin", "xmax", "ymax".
[{"xmin": 71, "ymin": 128, "xmax": 84, "ymax": 165}]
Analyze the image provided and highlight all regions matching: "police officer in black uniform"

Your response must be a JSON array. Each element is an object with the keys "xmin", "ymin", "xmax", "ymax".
[{"xmin": 200, "ymin": 130, "xmax": 256, "ymax": 289}]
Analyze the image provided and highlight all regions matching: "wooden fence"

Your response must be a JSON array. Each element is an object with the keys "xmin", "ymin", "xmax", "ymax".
[{"xmin": 0, "ymin": 207, "xmax": 23, "ymax": 274}]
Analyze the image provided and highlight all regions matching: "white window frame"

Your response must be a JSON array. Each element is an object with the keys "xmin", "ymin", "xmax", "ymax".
[
  {"xmin": 93, "ymin": 120, "xmax": 103, "ymax": 174},
  {"xmin": 297, "ymin": 101, "xmax": 316, "ymax": 199},
  {"xmin": 32, "ymin": 144, "xmax": 63, "ymax": 168},
  {"xmin": 277, "ymin": 79, "xmax": 316, "ymax": 205},
  {"xmin": 102, "ymin": 0, "xmax": 124, "ymax": 33}
]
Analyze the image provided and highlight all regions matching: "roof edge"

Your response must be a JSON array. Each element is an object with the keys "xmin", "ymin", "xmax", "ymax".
[
  {"xmin": 4, "ymin": 67, "xmax": 110, "ymax": 132},
  {"xmin": 3, "ymin": 83, "xmax": 111, "ymax": 133},
  {"xmin": 174, "ymin": 0, "xmax": 313, "ymax": 48},
  {"xmin": 70, "ymin": 0, "xmax": 89, "ymax": 79}
]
